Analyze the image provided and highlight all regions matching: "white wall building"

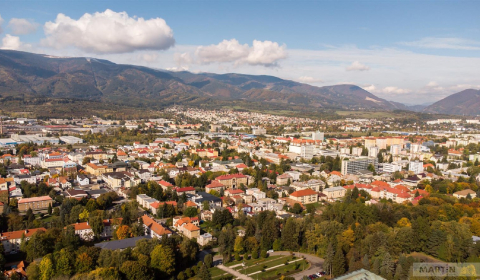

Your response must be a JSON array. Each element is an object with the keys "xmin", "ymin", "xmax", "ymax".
[{"xmin": 409, "ymin": 161, "xmax": 424, "ymax": 174}]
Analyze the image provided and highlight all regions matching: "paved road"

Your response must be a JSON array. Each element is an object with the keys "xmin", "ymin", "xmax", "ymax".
[{"xmin": 217, "ymin": 264, "xmax": 253, "ymax": 280}]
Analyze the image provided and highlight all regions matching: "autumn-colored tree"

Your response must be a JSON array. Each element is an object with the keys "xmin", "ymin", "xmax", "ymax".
[
  {"xmin": 76, "ymin": 252, "xmax": 94, "ymax": 273},
  {"xmin": 396, "ymin": 217, "xmax": 412, "ymax": 228},
  {"xmin": 116, "ymin": 225, "xmax": 132, "ymax": 240},
  {"xmin": 233, "ymin": 236, "xmax": 244, "ymax": 253},
  {"xmin": 39, "ymin": 255, "xmax": 54, "ymax": 280}
]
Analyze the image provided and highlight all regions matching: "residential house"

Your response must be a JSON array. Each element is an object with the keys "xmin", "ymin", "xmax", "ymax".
[
  {"xmin": 289, "ymin": 189, "xmax": 318, "ymax": 204},
  {"xmin": 215, "ymin": 174, "xmax": 248, "ymax": 189},
  {"xmin": 18, "ymin": 196, "xmax": 54, "ymax": 212},
  {"xmin": 0, "ymin": 228, "xmax": 46, "ymax": 253},
  {"xmin": 322, "ymin": 186, "xmax": 347, "ymax": 201},
  {"xmin": 141, "ymin": 215, "xmax": 172, "ymax": 239},
  {"xmin": 453, "ymin": 189, "xmax": 477, "ymax": 199}
]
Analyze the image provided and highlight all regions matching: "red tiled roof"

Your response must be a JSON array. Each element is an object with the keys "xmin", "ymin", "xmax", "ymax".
[
  {"xmin": 0, "ymin": 228, "xmax": 46, "ymax": 240},
  {"xmin": 142, "ymin": 215, "xmax": 171, "ymax": 236},
  {"xmin": 216, "ymin": 174, "xmax": 247, "ymax": 180},
  {"xmin": 290, "ymin": 189, "xmax": 317, "ymax": 197}
]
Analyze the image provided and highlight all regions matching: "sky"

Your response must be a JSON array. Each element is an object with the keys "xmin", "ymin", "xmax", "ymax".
[{"xmin": 0, "ymin": 0, "xmax": 479, "ymax": 104}]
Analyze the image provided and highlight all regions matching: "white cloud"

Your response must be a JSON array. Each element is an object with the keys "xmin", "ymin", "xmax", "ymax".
[
  {"xmin": 41, "ymin": 9, "xmax": 175, "ymax": 54},
  {"xmin": 401, "ymin": 37, "xmax": 480, "ymax": 50},
  {"xmin": 174, "ymin": 52, "xmax": 193, "ymax": 66},
  {"xmin": 8, "ymin": 18, "xmax": 39, "ymax": 35},
  {"xmin": 195, "ymin": 39, "xmax": 286, "ymax": 67},
  {"xmin": 1, "ymin": 34, "xmax": 31, "ymax": 50},
  {"xmin": 381, "ymin": 86, "xmax": 411, "ymax": 95},
  {"xmin": 362, "ymin": 84, "xmax": 376, "ymax": 92},
  {"xmin": 297, "ymin": 76, "xmax": 323, "ymax": 84},
  {"xmin": 346, "ymin": 61, "xmax": 370, "ymax": 71},
  {"xmin": 138, "ymin": 53, "xmax": 159, "ymax": 63},
  {"xmin": 0, "ymin": 14, "xmax": 3, "ymax": 34},
  {"xmin": 426, "ymin": 81, "xmax": 438, "ymax": 87},
  {"xmin": 246, "ymin": 40, "xmax": 287, "ymax": 66}
]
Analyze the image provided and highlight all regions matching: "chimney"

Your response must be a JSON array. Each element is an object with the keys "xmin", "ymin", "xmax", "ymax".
[
  {"xmin": 87, "ymin": 221, "xmax": 89, "ymax": 225},
  {"xmin": 24, "ymin": 230, "xmax": 27, "ymax": 234}
]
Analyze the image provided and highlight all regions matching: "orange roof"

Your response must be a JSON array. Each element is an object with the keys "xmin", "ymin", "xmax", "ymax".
[
  {"xmin": 290, "ymin": 189, "xmax": 317, "ymax": 197},
  {"xmin": 371, "ymin": 180, "xmax": 390, "ymax": 188},
  {"xmin": 0, "ymin": 228, "xmax": 46, "ymax": 240},
  {"xmin": 183, "ymin": 223, "xmax": 200, "ymax": 232},
  {"xmin": 185, "ymin": 201, "xmax": 197, "ymax": 207},
  {"xmin": 330, "ymin": 171, "xmax": 342, "ymax": 176},
  {"xmin": 18, "ymin": 196, "xmax": 52, "ymax": 204},
  {"xmin": 142, "ymin": 215, "xmax": 171, "ymax": 236},
  {"xmin": 216, "ymin": 174, "xmax": 247, "ymax": 180}
]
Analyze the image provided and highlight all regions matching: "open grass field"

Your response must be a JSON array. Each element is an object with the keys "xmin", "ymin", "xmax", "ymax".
[
  {"xmin": 210, "ymin": 267, "xmax": 232, "ymax": 278},
  {"xmin": 254, "ymin": 259, "xmax": 309, "ymax": 279},
  {"xmin": 227, "ymin": 255, "xmax": 284, "ymax": 268}
]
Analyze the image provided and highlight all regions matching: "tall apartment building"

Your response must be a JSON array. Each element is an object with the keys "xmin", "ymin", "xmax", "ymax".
[
  {"xmin": 341, "ymin": 156, "xmax": 378, "ymax": 175},
  {"xmin": 368, "ymin": 146, "xmax": 379, "ymax": 157},
  {"xmin": 289, "ymin": 144, "xmax": 315, "ymax": 159},
  {"xmin": 390, "ymin": 144, "xmax": 400, "ymax": 155},
  {"xmin": 409, "ymin": 161, "xmax": 424, "ymax": 174},
  {"xmin": 312, "ymin": 131, "xmax": 324, "ymax": 141}
]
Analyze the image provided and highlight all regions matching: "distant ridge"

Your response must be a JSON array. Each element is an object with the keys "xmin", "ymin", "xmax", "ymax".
[
  {"xmin": 423, "ymin": 89, "xmax": 480, "ymax": 116},
  {"xmin": 0, "ymin": 49, "xmax": 409, "ymax": 111}
]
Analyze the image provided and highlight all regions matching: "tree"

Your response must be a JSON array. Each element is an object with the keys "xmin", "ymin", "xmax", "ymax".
[
  {"xmin": 362, "ymin": 254, "xmax": 370, "ymax": 270},
  {"xmin": 282, "ymin": 218, "xmax": 299, "ymax": 251},
  {"xmin": 324, "ymin": 243, "xmax": 335, "ymax": 277},
  {"xmin": 197, "ymin": 264, "xmax": 211, "ymax": 280},
  {"xmin": 47, "ymin": 204, "xmax": 52, "ymax": 215},
  {"xmin": 291, "ymin": 203, "xmax": 303, "ymax": 214},
  {"xmin": 120, "ymin": 260, "xmax": 151, "ymax": 280},
  {"xmin": 55, "ymin": 249, "xmax": 74, "ymax": 277},
  {"xmin": 184, "ymin": 207, "xmax": 198, "ymax": 217},
  {"xmin": 150, "ymin": 244, "xmax": 176, "ymax": 277},
  {"xmin": 218, "ymin": 226, "xmax": 236, "ymax": 262},
  {"xmin": 90, "ymin": 215, "xmax": 105, "ymax": 239},
  {"xmin": 26, "ymin": 262, "xmax": 40, "ymax": 280},
  {"xmin": 273, "ymin": 239, "xmax": 282, "ymax": 251},
  {"xmin": 204, "ymin": 254, "xmax": 213, "ymax": 268},
  {"xmin": 39, "ymin": 255, "xmax": 54, "ymax": 280},
  {"xmin": 116, "ymin": 225, "xmax": 132, "ymax": 240},
  {"xmin": 180, "ymin": 238, "xmax": 199, "ymax": 267},
  {"xmin": 234, "ymin": 236, "xmax": 244, "ymax": 253},
  {"xmin": 76, "ymin": 252, "xmax": 94, "ymax": 273},
  {"xmin": 332, "ymin": 245, "xmax": 346, "ymax": 277}
]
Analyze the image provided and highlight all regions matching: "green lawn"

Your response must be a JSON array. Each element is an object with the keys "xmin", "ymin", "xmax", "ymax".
[
  {"xmin": 254, "ymin": 259, "xmax": 309, "ymax": 279},
  {"xmin": 210, "ymin": 267, "xmax": 228, "ymax": 277},
  {"xmin": 235, "ymin": 256, "xmax": 295, "ymax": 274},
  {"xmin": 227, "ymin": 255, "xmax": 283, "ymax": 268}
]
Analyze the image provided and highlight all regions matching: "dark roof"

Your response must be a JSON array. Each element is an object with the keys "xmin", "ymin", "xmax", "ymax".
[
  {"xmin": 94, "ymin": 235, "xmax": 151, "ymax": 250},
  {"xmin": 188, "ymin": 192, "xmax": 222, "ymax": 203},
  {"xmin": 86, "ymin": 189, "xmax": 109, "ymax": 196}
]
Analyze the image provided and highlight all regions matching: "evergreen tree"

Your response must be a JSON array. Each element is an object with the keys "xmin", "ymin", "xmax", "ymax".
[
  {"xmin": 324, "ymin": 243, "xmax": 335, "ymax": 276},
  {"xmin": 372, "ymin": 258, "xmax": 381, "ymax": 274},
  {"xmin": 332, "ymin": 246, "xmax": 346, "ymax": 277},
  {"xmin": 381, "ymin": 252, "xmax": 394, "ymax": 278},
  {"xmin": 281, "ymin": 218, "xmax": 299, "ymax": 251},
  {"xmin": 362, "ymin": 254, "xmax": 370, "ymax": 270},
  {"xmin": 197, "ymin": 264, "xmax": 211, "ymax": 280},
  {"xmin": 394, "ymin": 264, "xmax": 403, "ymax": 280}
]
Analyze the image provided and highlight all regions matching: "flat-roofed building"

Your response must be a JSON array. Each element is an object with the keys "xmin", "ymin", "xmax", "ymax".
[{"xmin": 18, "ymin": 196, "xmax": 54, "ymax": 212}]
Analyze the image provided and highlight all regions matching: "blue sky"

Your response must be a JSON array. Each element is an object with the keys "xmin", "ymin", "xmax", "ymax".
[{"xmin": 1, "ymin": 0, "xmax": 479, "ymax": 104}]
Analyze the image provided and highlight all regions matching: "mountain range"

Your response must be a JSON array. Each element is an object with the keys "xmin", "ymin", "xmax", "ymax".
[
  {"xmin": 0, "ymin": 50, "xmax": 477, "ymax": 116},
  {"xmin": 423, "ymin": 89, "xmax": 480, "ymax": 116}
]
